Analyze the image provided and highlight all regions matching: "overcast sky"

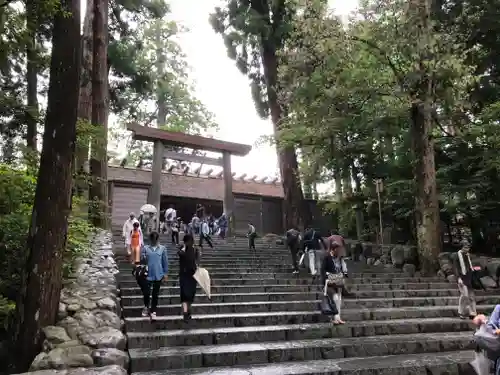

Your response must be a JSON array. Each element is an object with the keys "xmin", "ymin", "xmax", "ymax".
[{"xmin": 166, "ymin": 0, "xmax": 359, "ymax": 177}]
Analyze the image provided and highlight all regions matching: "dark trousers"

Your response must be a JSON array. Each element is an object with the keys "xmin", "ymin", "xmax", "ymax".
[
  {"xmin": 139, "ymin": 279, "xmax": 162, "ymax": 312},
  {"xmin": 287, "ymin": 239, "xmax": 299, "ymax": 271},
  {"xmin": 171, "ymin": 231, "xmax": 179, "ymax": 245},
  {"xmin": 248, "ymin": 234, "xmax": 256, "ymax": 250},
  {"xmin": 199, "ymin": 234, "xmax": 213, "ymax": 248}
]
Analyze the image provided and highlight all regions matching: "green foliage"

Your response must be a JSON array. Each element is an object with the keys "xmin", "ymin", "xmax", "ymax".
[
  {"xmin": 108, "ymin": 2, "xmax": 217, "ymax": 164},
  {"xmin": 0, "ymin": 165, "xmax": 96, "ymax": 337},
  {"xmin": 270, "ymin": 0, "xmax": 500, "ymax": 251}
]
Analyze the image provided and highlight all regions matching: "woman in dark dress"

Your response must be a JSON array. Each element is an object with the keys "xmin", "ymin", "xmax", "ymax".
[{"xmin": 178, "ymin": 234, "xmax": 199, "ymax": 322}]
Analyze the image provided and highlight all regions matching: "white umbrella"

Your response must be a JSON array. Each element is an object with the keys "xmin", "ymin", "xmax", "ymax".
[
  {"xmin": 193, "ymin": 267, "xmax": 211, "ymax": 299},
  {"xmin": 140, "ymin": 204, "xmax": 157, "ymax": 214}
]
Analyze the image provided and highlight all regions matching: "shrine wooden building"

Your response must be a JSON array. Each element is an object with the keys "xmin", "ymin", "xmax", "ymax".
[{"xmin": 108, "ymin": 125, "xmax": 333, "ymax": 234}]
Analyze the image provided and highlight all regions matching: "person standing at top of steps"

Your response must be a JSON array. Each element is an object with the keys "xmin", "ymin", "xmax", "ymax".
[
  {"xmin": 140, "ymin": 231, "xmax": 169, "ymax": 320},
  {"xmin": 165, "ymin": 205, "xmax": 177, "ymax": 235},
  {"xmin": 321, "ymin": 242, "xmax": 348, "ymax": 325},
  {"xmin": 123, "ymin": 212, "xmax": 139, "ymax": 251},
  {"xmin": 171, "ymin": 219, "xmax": 180, "ymax": 245},
  {"xmin": 199, "ymin": 219, "xmax": 213, "ymax": 248},
  {"xmin": 248, "ymin": 223, "xmax": 257, "ymax": 250},
  {"xmin": 302, "ymin": 227, "xmax": 327, "ymax": 277},
  {"xmin": 286, "ymin": 228, "xmax": 301, "ymax": 274},
  {"xmin": 217, "ymin": 213, "xmax": 228, "ymax": 239},
  {"xmin": 191, "ymin": 214, "xmax": 201, "ymax": 235},
  {"xmin": 453, "ymin": 240, "xmax": 478, "ymax": 320},
  {"xmin": 178, "ymin": 234, "xmax": 200, "ymax": 323}
]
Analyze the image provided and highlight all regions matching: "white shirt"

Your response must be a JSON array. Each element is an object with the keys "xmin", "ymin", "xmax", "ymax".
[
  {"xmin": 165, "ymin": 208, "xmax": 177, "ymax": 221},
  {"xmin": 201, "ymin": 222, "xmax": 209, "ymax": 236},
  {"xmin": 122, "ymin": 218, "xmax": 139, "ymax": 238}
]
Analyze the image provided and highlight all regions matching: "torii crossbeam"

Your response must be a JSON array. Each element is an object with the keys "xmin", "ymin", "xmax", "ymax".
[{"xmin": 127, "ymin": 124, "xmax": 252, "ymax": 235}]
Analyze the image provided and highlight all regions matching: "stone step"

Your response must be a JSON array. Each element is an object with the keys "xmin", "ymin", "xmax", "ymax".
[
  {"xmin": 126, "ymin": 317, "xmax": 473, "ymax": 348},
  {"xmin": 119, "ymin": 288, "xmax": 462, "ymax": 300},
  {"xmin": 131, "ymin": 350, "xmax": 475, "ymax": 375},
  {"xmin": 122, "ymin": 294, "xmax": 500, "ymax": 314},
  {"xmin": 128, "ymin": 332, "xmax": 474, "ymax": 371},
  {"xmin": 117, "ymin": 271, "xmax": 413, "ymax": 280},
  {"xmin": 118, "ymin": 281, "xmax": 454, "ymax": 291},
  {"xmin": 118, "ymin": 266, "xmax": 306, "ymax": 273},
  {"xmin": 117, "ymin": 272, "xmax": 443, "ymax": 282},
  {"xmin": 118, "ymin": 277, "xmax": 446, "ymax": 287},
  {"xmin": 124, "ymin": 304, "xmax": 497, "ymax": 331}
]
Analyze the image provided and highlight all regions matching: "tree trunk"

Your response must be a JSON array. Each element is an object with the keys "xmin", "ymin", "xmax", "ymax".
[
  {"xmin": 334, "ymin": 168, "xmax": 342, "ymax": 200},
  {"xmin": 410, "ymin": 101, "xmax": 441, "ymax": 274},
  {"xmin": 12, "ymin": 0, "xmax": 81, "ymax": 369},
  {"xmin": 26, "ymin": 0, "xmax": 38, "ymax": 153},
  {"xmin": 75, "ymin": 0, "xmax": 94, "ymax": 196},
  {"xmin": 89, "ymin": 0, "xmax": 108, "ymax": 228},
  {"xmin": 261, "ymin": 43, "xmax": 310, "ymax": 230}
]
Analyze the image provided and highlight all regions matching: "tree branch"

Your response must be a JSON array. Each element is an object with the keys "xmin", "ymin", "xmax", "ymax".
[{"xmin": 348, "ymin": 35, "xmax": 405, "ymax": 89}]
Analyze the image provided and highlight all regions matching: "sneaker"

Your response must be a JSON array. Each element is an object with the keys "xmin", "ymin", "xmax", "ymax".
[
  {"xmin": 141, "ymin": 307, "xmax": 149, "ymax": 317},
  {"xmin": 292, "ymin": 270, "xmax": 299, "ymax": 274},
  {"xmin": 150, "ymin": 312, "xmax": 157, "ymax": 320}
]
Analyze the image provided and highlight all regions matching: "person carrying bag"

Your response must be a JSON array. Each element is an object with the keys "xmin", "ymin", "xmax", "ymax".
[{"xmin": 320, "ymin": 242, "xmax": 347, "ymax": 325}]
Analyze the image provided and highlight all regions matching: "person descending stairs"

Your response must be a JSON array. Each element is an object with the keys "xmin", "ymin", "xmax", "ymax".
[{"xmin": 114, "ymin": 230, "xmax": 500, "ymax": 374}]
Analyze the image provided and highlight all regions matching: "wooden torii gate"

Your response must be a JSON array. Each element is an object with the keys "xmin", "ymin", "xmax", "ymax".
[{"xmin": 127, "ymin": 124, "xmax": 252, "ymax": 235}]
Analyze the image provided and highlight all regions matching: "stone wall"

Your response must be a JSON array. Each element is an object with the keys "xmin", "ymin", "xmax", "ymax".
[
  {"xmin": 16, "ymin": 231, "xmax": 128, "ymax": 375},
  {"xmin": 343, "ymin": 240, "xmax": 419, "ymax": 275}
]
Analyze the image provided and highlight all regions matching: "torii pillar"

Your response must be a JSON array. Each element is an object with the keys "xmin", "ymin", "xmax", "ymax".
[
  {"xmin": 222, "ymin": 152, "xmax": 235, "ymax": 235},
  {"xmin": 127, "ymin": 124, "xmax": 251, "ymax": 236}
]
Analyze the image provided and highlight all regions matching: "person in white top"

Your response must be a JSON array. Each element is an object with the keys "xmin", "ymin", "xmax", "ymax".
[
  {"xmin": 199, "ymin": 220, "xmax": 213, "ymax": 248},
  {"xmin": 164, "ymin": 205, "xmax": 177, "ymax": 234},
  {"xmin": 123, "ymin": 212, "xmax": 140, "ymax": 251}
]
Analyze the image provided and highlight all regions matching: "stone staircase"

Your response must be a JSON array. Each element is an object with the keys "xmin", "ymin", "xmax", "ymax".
[{"xmin": 114, "ymin": 232, "xmax": 499, "ymax": 374}]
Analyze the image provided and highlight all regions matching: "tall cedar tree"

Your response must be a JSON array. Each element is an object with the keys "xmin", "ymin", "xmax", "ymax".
[
  {"xmin": 25, "ymin": 0, "xmax": 38, "ymax": 152},
  {"xmin": 211, "ymin": 0, "xmax": 311, "ymax": 229},
  {"xmin": 75, "ymin": 0, "xmax": 93, "ymax": 196},
  {"xmin": 12, "ymin": 0, "xmax": 81, "ymax": 369},
  {"xmin": 89, "ymin": 0, "xmax": 108, "ymax": 228},
  {"xmin": 409, "ymin": 0, "xmax": 441, "ymax": 273}
]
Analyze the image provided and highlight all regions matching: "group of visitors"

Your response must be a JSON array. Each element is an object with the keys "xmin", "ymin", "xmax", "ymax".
[{"xmin": 123, "ymin": 208, "xmax": 203, "ymax": 323}]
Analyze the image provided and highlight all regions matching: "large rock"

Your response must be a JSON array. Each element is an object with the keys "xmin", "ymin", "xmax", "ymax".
[
  {"xmin": 438, "ymin": 252, "xmax": 455, "ymax": 277},
  {"xmin": 78, "ymin": 327, "xmax": 126, "ymax": 350},
  {"xmin": 91, "ymin": 348, "xmax": 129, "ymax": 367},
  {"xmin": 390, "ymin": 246, "xmax": 405, "ymax": 267},
  {"xmin": 402, "ymin": 263, "xmax": 416, "ymax": 277},
  {"xmin": 42, "ymin": 326, "xmax": 72, "ymax": 346},
  {"xmin": 30, "ymin": 346, "xmax": 93, "ymax": 370}
]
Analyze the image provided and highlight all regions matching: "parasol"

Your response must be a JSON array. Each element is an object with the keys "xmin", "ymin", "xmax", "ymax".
[
  {"xmin": 193, "ymin": 267, "xmax": 211, "ymax": 299},
  {"xmin": 140, "ymin": 204, "xmax": 157, "ymax": 214}
]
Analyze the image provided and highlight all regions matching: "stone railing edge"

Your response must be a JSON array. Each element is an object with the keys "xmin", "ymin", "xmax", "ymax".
[{"xmin": 15, "ymin": 230, "xmax": 128, "ymax": 375}]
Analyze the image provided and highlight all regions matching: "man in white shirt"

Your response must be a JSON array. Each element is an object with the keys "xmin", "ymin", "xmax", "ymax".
[
  {"xmin": 199, "ymin": 220, "xmax": 213, "ymax": 248},
  {"xmin": 122, "ymin": 212, "xmax": 139, "ymax": 250},
  {"xmin": 164, "ymin": 205, "xmax": 177, "ymax": 234}
]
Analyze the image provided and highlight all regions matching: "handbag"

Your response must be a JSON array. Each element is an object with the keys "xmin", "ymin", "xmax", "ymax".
[
  {"xmin": 132, "ymin": 264, "xmax": 148, "ymax": 280},
  {"xmin": 327, "ymin": 272, "xmax": 344, "ymax": 287},
  {"xmin": 474, "ymin": 324, "xmax": 500, "ymax": 360}
]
